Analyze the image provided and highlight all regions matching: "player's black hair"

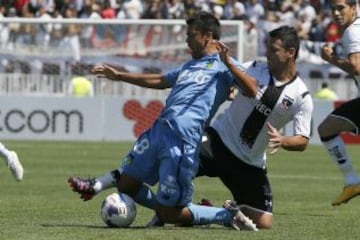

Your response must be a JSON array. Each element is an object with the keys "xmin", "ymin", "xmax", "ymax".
[
  {"xmin": 347, "ymin": 0, "xmax": 357, "ymax": 6},
  {"xmin": 186, "ymin": 11, "xmax": 221, "ymax": 40},
  {"xmin": 269, "ymin": 25, "xmax": 300, "ymax": 59}
]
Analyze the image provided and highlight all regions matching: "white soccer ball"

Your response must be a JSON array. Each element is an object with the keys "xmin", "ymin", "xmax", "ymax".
[{"xmin": 100, "ymin": 192, "xmax": 137, "ymax": 227}]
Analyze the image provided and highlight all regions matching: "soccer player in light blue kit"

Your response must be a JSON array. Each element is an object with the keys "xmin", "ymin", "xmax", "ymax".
[{"xmin": 68, "ymin": 11, "xmax": 258, "ymax": 230}]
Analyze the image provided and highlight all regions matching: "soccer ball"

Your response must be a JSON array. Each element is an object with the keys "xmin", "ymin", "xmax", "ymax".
[{"xmin": 100, "ymin": 192, "xmax": 137, "ymax": 227}]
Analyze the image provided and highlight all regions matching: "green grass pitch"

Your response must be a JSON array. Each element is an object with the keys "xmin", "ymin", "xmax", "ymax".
[{"xmin": 1, "ymin": 140, "xmax": 360, "ymax": 240}]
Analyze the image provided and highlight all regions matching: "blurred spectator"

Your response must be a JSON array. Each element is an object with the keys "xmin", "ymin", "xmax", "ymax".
[
  {"xmin": 142, "ymin": 0, "xmax": 168, "ymax": 19},
  {"xmin": 325, "ymin": 21, "xmax": 340, "ymax": 42},
  {"xmin": 309, "ymin": 14, "xmax": 325, "ymax": 42},
  {"xmin": 55, "ymin": 0, "xmax": 73, "ymax": 16},
  {"xmin": 118, "ymin": 0, "xmax": 144, "ymax": 19},
  {"xmin": 295, "ymin": 10, "xmax": 312, "ymax": 40},
  {"xmin": 213, "ymin": 4, "xmax": 224, "ymax": 19},
  {"xmin": 101, "ymin": 0, "xmax": 116, "ymax": 19},
  {"xmin": 0, "ymin": 5, "xmax": 9, "ymax": 49},
  {"xmin": 243, "ymin": 16, "xmax": 258, "ymax": 61},
  {"xmin": 265, "ymin": 0, "xmax": 280, "ymax": 11},
  {"xmin": 90, "ymin": 3, "xmax": 102, "ymax": 19},
  {"xmin": 183, "ymin": 0, "xmax": 197, "ymax": 18},
  {"xmin": 16, "ymin": 6, "xmax": 36, "ymax": 47},
  {"xmin": 36, "ymin": 5, "xmax": 52, "ymax": 49},
  {"xmin": 79, "ymin": 2, "xmax": 93, "ymax": 48},
  {"xmin": 231, "ymin": 1, "xmax": 246, "ymax": 20},
  {"xmin": 61, "ymin": 7, "xmax": 81, "ymax": 62},
  {"xmin": 14, "ymin": 0, "xmax": 30, "ymax": 16},
  {"xmin": 50, "ymin": 9, "xmax": 63, "ymax": 47},
  {"xmin": 108, "ymin": 0, "xmax": 120, "ymax": 10},
  {"xmin": 29, "ymin": 0, "xmax": 55, "ymax": 14},
  {"xmin": 72, "ymin": 0, "xmax": 85, "ymax": 14},
  {"xmin": 245, "ymin": 0, "xmax": 265, "ymax": 24},
  {"xmin": 296, "ymin": 0, "xmax": 316, "ymax": 23},
  {"xmin": 277, "ymin": 1, "xmax": 296, "ymax": 27},
  {"xmin": 315, "ymin": 82, "xmax": 338, "ymax": 101},
  {"xmin": 7, "ymin": 7, "xmax": 21, "ymax": 50},
  {"xmin": 168, "ymin": 0, "xmax": 185, "ymax": 19}
]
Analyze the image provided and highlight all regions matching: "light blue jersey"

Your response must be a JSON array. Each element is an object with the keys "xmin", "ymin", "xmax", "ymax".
[
  {"xmin": 123, "ymin": 53, "xmax": 240, "ymax": 207},
  {"xmin": 161, "ymin": 53, "xmax": 237, "ymax": 146}
]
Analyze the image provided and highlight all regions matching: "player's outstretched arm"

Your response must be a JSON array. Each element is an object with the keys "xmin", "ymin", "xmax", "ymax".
[{"xmin": 91, "ymin": 64, "xmax": 171, "ymax": 89}]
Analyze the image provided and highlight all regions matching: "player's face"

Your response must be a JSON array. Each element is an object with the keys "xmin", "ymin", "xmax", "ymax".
[
  {"xmin": 266, "ymin": 38, "xmax": 292, "ymax": 72},
  {"xmin": 186, "ymin": 26, "xmax": 209, "ymax": 59},
  {"xmin": 330, "ymin": 0, "xmax": 357, "ymax": 28}
]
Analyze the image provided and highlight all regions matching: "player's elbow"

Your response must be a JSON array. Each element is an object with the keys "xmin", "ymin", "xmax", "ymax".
[
  {"xmin": 350, "ymin": 63, "xmax": 360, "ymax": 76},
  {"xmin": 297, "ymin": 141, "xmax": 309, "ymax": 151},
  {"xmin": 243, "ymin": 86, "xmax": 257, "ymax": 98},
  {"xmin": 298, "ymin": 145, "xmax": 307, "ymax": 151},
  {"xmin": 353, "ymin": 68, "xmax": 360, "ymax": 76}
]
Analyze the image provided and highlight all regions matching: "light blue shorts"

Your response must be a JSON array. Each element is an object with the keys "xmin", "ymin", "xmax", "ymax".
[{"xmin": 121, "ymin": 120, "xmax": 199, "ymax": 207}]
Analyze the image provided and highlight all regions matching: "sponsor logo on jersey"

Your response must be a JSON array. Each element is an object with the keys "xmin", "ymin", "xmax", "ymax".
[
  {"xmin": 122, "ymin": 155, "xmax": 133, "ymax": 166},
  {"xmin": 250, "ymin": 98, "xmax": 272, "ymax": 116},
  {"xmin": 205, "ymin": 62, "xmax": 213, "ymax": 69}
]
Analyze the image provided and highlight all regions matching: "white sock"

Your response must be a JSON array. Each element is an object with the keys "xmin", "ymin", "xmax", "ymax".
[
  {"xmin": 0, "ymin": 142, "xmax": 11, "ymax": 163},
  {"xmin": 323, "ymin": 136, "xmax": 360, "ymax": 185},
  {"xmin": 93, "ymin": 172, "xmax": 117, "ymax": 193}
]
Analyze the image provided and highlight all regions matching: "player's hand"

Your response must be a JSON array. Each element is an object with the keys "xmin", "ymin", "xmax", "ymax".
[
  {"xmin": 267, "ymin": 122, "xmax": 282, "ymax": 155},
  {"xmin": 227, "ymin": 86, "xmax": 237, "ymax": 101},
  {"xmin": 213, "ymin": 40, "xmax": 231, "ymax": 65},
  {"xmin": 91, "ymin": 64, "xmax": 117, "ymax": 80},
  {"xmin": 321, "ymin": 44, "xmax": 334, "ymax": 63}
]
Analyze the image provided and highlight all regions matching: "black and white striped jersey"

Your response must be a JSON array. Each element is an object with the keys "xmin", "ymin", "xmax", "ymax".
[
  {"xmin": 212, "ymin": 61, "xmax": 313, "ymax": 168},
  {"xmin": 341, "ymin": 18, "xmax": 360, "ymax": 96}
]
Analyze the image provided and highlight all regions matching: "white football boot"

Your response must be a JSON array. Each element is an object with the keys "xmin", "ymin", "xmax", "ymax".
[
  {"xmin": 7, "ymin": 151, "xmax": 24, "ymax": 181},
  {"xmin": 223, "ymin": 200, "xmax": 258, "ymax": 231}
]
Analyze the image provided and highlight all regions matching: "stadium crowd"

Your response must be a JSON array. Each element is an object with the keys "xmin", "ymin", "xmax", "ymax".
[
  {"xmin": 0, "ymin": 0, "xmax": 347, "ymax": 43},
  {"xmin": 0, "ymin": 0, "xmax": 356, "ymax": 100}
]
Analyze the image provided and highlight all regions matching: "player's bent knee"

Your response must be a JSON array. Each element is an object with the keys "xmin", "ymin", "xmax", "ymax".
[
  {"xmin": 317, "ymin": 121, "xmax": 327, "ymax": 137},
  {"xmin": 116, "ymin": 173, "xmax": 142, "ymax": 197},
  {"xmin": 241, "ymin": 207, "xmax": 273, "ymax": 230},
  {"xmin": 155, "ymin": 206, "xmax": 178, "ymax": 223},
  {"xmin": 257, "ymin": 219, "xmax": 273, "ymax": 230}
]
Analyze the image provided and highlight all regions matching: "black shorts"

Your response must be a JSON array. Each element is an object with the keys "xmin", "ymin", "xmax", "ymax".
[
  {"xmin": 331, "ymin": 98, "xmax": 360, "ymax": 134},
  {"xmin": 197, "ymin": 127, "xmax": 273, "ymax": 213}
]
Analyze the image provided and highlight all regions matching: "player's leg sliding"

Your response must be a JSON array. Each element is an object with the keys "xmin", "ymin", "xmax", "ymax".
[
  {"xmin": 146, "ymin": 198, "xmax": 214, "ymax": 228},
  {"xmin": 68, "ymin": 169, "xmax": 159, "ymax": 207},
  {"xmin": 320, "ymin": 135, "xmax": 360, "ymax": 206},
  {"xmin": 146, "ymin": 200, "xmax": 258, "ymax": 231},
  {"xmin": 68, "ymin": 170, "xmax": 258, "ymax": 231}
]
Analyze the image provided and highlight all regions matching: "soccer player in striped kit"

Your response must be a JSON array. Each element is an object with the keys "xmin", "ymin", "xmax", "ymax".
[
  {"xmin": 318, "ymin": 0, "xmax": 360, "ymax": 206},
  {"xmin": 147, "ymin": 25, "xmax": 314, "ymax": 230}
]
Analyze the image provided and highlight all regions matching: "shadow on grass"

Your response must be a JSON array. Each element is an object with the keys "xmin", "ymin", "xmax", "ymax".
[{"xmin": 40, "ymin": 224, "xmax": 230, "ymax": 231}]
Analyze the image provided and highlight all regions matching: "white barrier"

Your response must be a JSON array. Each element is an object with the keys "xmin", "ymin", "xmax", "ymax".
[
  {"xmin": 0, "ymin": 96, "xmax": 341, "ymax": 144},
  {"xmin": 0, "ymin": 96, "xmax": 135, "ymax": 141}
]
